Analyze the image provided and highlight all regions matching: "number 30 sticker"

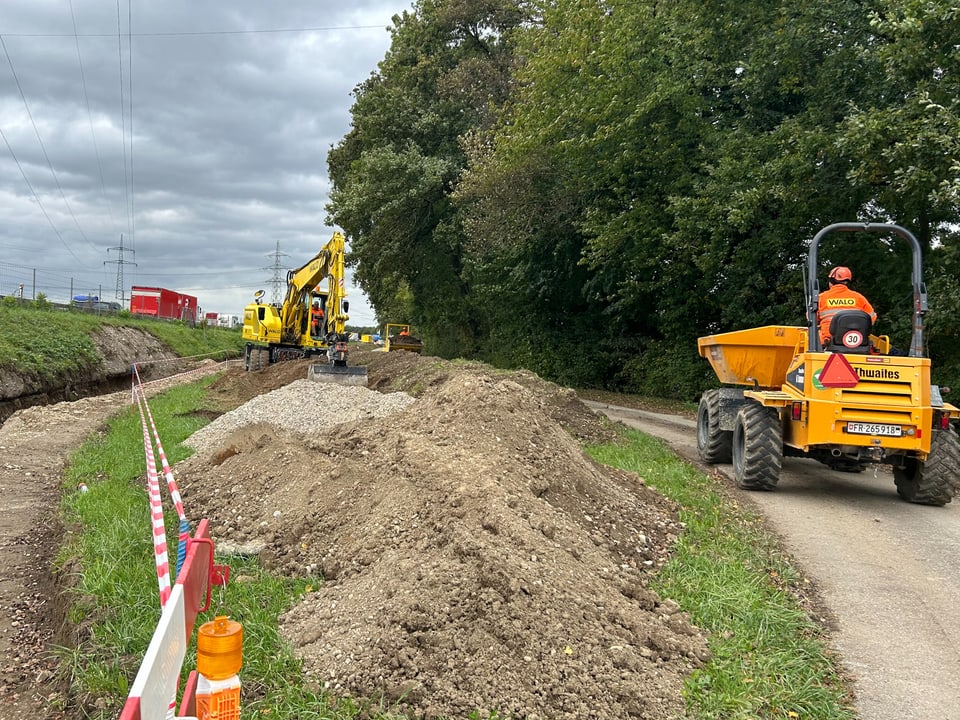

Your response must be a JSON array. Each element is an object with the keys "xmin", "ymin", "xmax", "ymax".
[{"xmin": 842, "ymin": 330, "xmax": 864, "ymax": 348}]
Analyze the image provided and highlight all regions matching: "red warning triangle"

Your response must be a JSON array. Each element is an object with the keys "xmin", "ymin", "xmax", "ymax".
[{"xmin": 820, "ymin": 353, "xmax": 860, "ymax": 388}]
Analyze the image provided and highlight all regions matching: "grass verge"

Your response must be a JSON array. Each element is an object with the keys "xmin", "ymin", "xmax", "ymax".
[{"xmin": 587, "ymin": 428, "xmax": 857, "ymax": 720}]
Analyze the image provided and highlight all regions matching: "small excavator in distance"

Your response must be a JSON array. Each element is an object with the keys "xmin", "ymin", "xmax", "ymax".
[{"xmin": 241, "ymin": 231, "xmax": 367, "ymax": 386}]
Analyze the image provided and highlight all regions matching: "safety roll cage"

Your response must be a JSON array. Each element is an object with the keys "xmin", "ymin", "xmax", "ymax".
[{"xmin": 805, "ymin": 222, "xmax": 926, "ymax": 357}]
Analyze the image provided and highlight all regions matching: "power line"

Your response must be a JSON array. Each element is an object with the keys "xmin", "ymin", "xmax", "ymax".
[
  {"xmin": 0, "ymin": 126, "xmax": 88, "ymax": 266},
  {"xmin": 127, "ymin": 0, "xmax": 135, "ymax": 257},
  {"xmin": 0, "ymin": 33, "xmax": 99, "ymax": 257},
  {"xmin": 69, "ymin": 0, "xmax": 119, "ymax": 239},
  {"xmin": 1, "ymin": 25, "xmax": 388, "ymax": 39},
  {"xmin": 116, "ymin": 0, "xmax": 132, "ymax": 247}
]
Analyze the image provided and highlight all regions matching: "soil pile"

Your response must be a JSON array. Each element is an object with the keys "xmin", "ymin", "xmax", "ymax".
[{"xmin": 177, "ymin": 350, "xmax": 709, "ymax": 719}]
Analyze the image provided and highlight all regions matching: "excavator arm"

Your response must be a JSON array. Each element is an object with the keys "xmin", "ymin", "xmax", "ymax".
[
  {"xmin": 319, "ymin": 231, "xmax": 350, "ymax": 339},
  {"xmin": 277, "ymin": 231, "xmax": 350, "ymax": 344}
]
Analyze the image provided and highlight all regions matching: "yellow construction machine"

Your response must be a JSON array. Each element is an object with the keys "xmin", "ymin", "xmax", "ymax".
[
  {"xmin": 697, "ymin": 222, "xmax": 960, "ymax": 505},
  {"xmin": 241, "ymin": 231, "xmax": 367, "ymax": 385},
  {"xmin": 383, "ymin": 323, "xmax": 424, "ymax": 353}
]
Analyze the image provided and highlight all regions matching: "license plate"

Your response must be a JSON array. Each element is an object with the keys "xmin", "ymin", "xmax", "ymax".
[{"xmin": 846, "ymin": 422, "xmax": 902, "ymax": 437}]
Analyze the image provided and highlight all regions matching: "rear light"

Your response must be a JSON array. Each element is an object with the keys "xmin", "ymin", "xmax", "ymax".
[
  {"xmin": 939, "ymin": 414, "xmax": 951, "ymax": 430},
  {"xmin": 791, "ymin": 402, "xmax": 803, "ymax": 421}
]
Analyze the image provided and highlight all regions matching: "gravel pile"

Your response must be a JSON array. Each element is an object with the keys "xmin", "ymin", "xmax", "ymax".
[{"xmin": 184, "ymin": 379, "xmax": 416, "ymax": 455}]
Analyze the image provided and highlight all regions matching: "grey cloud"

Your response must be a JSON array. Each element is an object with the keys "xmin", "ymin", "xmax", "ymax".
[{"xmin": 0, "ymin": 0, "xmax": 402, "ymax": 322}]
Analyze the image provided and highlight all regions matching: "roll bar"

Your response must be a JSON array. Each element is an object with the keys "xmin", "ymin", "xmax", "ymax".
[{"xmin": 806, "ymin": 223, "xmax": 926, "ymax": 356}]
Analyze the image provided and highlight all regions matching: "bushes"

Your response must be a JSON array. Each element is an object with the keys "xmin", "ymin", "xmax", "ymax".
[{"xmin": 614, "ymin": 340, "xmax": 717, "ymax": 401}]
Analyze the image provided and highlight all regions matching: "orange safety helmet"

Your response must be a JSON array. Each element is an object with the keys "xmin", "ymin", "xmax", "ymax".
[{"xmin": 828, "ymin": 266, "xmax": 852, "ymax": 283}]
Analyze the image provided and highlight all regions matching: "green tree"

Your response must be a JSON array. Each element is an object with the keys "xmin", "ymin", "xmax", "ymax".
[
  {"xmin": 332, "ymin": 0, "xmax": 960, "ymax": 397},
  {"xmin": 460, "ymin": 0, "xmax": 881, "ymax": 395},
  {"xmin": 327, "ymin": 0, "xmax": 524, "ymax": 356},
  {"xmin": 839, "ymin": 0, "xmax": 960, "ymax": 246}
]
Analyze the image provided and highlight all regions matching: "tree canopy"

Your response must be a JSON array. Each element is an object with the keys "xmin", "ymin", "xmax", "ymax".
[{"xmin": 328, "ymin": 0, "xmax": 960, "ymax": 396}]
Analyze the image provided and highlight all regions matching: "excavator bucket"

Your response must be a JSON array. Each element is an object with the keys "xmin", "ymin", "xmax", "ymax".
[{"xmin": 307, "ymin": 363, "xmax": 368, "ymax": 387}]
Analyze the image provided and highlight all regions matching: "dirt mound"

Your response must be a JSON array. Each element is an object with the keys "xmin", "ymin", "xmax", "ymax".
[{"xmin": 178, "ymin": 350, "xmax": 708, "ymax": 719}]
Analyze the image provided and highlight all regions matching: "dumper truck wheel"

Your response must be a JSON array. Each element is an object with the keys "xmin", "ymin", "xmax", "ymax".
[
  {"xmin": 732, "ymin": 403, "xmax": 782, "ymax": 491},
  {"xmin": 893, "ymin": 426, "xmax": 960, "ymax": 506},
  {"xmin": 697, "ymin": 390, "xmax": 733, "ymax": 464}
]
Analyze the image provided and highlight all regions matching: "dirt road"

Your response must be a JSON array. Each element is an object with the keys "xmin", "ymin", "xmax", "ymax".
[{"xmin": 586, "ymin": 401, "xmax": 960, "ymax": 720}]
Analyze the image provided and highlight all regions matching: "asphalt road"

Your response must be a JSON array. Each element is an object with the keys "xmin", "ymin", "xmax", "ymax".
[{"xmin": 584, "ymin": 401, "xmax": 960, "ymax": 720}]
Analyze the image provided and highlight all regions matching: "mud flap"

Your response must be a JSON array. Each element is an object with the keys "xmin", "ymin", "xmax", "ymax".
[{"xmin": 307, "ymin": 363, "xmax": 368, "ymax": 387}]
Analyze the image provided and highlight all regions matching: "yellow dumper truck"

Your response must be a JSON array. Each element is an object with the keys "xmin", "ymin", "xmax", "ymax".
[{"xmin": 697, "ymin": 223, "xmax": 959, "ymax": 505}]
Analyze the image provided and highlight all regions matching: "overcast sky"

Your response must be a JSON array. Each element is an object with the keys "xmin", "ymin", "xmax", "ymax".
[{"xmin": 0, "ymin": 0, "xmax": 411, "ymax": 326}]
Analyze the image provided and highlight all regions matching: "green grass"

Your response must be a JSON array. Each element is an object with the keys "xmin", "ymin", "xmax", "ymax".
[
  {"xmin": 0, "ymin": 304, "xmax": 245, "ymax": 380},
  {"xmin": 56, "ymin": 377, "xmax": 408, "ymax": 720},
  {"xmin": 55, "ymin": 377, "xmax": 856, "ymax": 719},
  {"xmin": 588, "ymin": 430, "xmax": 856, "ymax": 720}
]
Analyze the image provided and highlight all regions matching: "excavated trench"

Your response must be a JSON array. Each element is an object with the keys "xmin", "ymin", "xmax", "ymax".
[
  {"xmin": 0, "ymin": 374, "xmax": 135, "ymax": 426},
  {"xmin": 0, "ymin": 325, "xmax": 185, "ymax": 427}
]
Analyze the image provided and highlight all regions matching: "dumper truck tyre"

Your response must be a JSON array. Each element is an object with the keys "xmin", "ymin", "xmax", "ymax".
[
  {"xmin": 893, "ymin": 426, "xmax": 960, "ymax": 506},
  {"xmin": 732, "ymin": 403, "xmax": 782, "ymax": 491},
  {"xmin": 697, "ymin": 390, "xmax": 733, "ymax": 464}
]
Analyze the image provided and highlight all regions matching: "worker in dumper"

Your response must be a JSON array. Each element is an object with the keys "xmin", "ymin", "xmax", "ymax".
[
  {"xmin": 818, "ymin": 266, "xmax": 877, "ymax": 346},
  {"xmin": 311, "ymin": 301, "xmax": 324, "ymax": 337},
  {"xmin": 399, "ymin": 327, "xmax": 410, "ymax": 337}
]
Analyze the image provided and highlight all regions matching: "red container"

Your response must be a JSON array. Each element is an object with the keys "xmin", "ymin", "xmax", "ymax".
[{"xmin": 131, "ymin": 286, "xmax": 199, "ymax": 323}]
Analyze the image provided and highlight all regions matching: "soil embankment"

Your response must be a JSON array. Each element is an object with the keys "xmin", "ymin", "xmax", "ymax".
[{"xmin": 1, "ymin": 344, "xmax": 710, "ymax": 720}]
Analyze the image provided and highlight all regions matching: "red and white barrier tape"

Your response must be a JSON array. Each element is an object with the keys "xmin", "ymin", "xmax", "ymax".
[
  {"xmin": 135, "ymin": 389, "xmax": 172, "ymax": 608},
  {"xmin": 119, "ymin": 359, "xmax": 235, "ymax": 718}
]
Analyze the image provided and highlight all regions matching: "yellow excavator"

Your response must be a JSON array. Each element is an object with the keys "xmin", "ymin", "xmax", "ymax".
[{"xmin": 241, "ymin": 231, "xmax": 367, "ymax": 385}]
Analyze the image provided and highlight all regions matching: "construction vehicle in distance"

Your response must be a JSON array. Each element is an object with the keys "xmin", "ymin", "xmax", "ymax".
[
  {"xmin": 383, "ymin": 323, "xmax": 424, "ymax": 353},
  {"xmin": 696, "ymin": 222, "xmax": 960, "ymax": 505},
  {"xmin": 241, "ymin": 231, "xmax": 367, "ymax": 386}
]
